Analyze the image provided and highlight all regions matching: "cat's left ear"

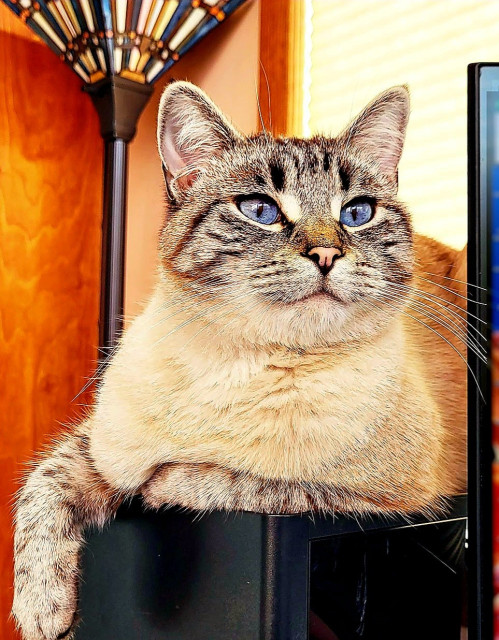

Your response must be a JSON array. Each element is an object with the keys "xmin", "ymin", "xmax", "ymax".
[
  {"xmin": 340, "ymin": 86, "xmax": 410, "ymax": 182},
  {"xmin": 157, "ymin": 81, "xmax": 242, "ymax": 200}
]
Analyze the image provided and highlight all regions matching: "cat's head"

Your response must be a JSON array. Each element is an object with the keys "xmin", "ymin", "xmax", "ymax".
[{"xmin": 156, "ymin": 81, "xmax": 413, "ymax": 348}]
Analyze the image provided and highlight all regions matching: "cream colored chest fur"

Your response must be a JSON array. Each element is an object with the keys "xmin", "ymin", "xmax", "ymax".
[{"xmin": 89, "ymin": 290, "xmax": 441, "ymax": 496}]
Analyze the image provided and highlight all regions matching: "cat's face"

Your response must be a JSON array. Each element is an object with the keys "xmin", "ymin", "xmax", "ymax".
[{"xmin": 156, "ymin": 83, "xmax": 413, "ymax": 348}]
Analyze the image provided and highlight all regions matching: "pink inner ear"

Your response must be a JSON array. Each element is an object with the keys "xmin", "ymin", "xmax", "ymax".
[
  {"xmin": 375, "ymin": 110, "xmax": 405, "ymax": 175},
  {"xmin": 356, "ymin": 114, "xmax": 404, "ymax": 177},
  {"xmin": 378, "ymin": 141, "xmax": 402, "ymax": 175},
  {"xmin": 162, "ymin": 122, "xmax": 187, "ymax": 175},
  {"xmin": 346, "ymin": 91, "xmax": 408, "ymax": 179},
  {"xmin": 161, "ymin": 121, "xmax": 205, "ymax": 190}
]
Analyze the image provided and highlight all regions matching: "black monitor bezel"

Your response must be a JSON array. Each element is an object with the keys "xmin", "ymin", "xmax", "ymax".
[{"xmin": 467, "ymin": 62, "xmax": 494, "ymax": 640}]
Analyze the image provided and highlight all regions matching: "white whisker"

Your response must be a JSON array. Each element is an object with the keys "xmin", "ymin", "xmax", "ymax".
[{"xmin": 364, "ymin": 295, "xmax": 484, "ymax": 400}]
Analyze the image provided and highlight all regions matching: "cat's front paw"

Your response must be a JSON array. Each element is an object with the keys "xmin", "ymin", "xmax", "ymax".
[
  {"xmin": 12, "ymin": 430, "xmax": 120, "ymax": 640},
  {"xmin": 12, "ymin": 586, "xmax": 76, "ymax": 640},
  {"xmin": 12, "ymin": 548, "xmax": 78, "ymax": 640},
  {"xmin": 13, "ymin": 489, "xmax": 81, "ymax": 640}
]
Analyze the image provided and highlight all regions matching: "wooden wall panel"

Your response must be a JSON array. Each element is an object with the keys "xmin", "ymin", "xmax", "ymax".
[
  {"xmin": 258, "ymin": 0, "xmax": 305, "ymax": 136},
  {"xmin": 0, "ymin": 6, "xmax": 102, "ymax": 637}
]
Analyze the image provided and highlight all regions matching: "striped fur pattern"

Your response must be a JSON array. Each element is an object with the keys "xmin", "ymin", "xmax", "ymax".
[
  {"xmin": 12, "ymin": 83, "xmax": 466, "ymax": 639},
  {"xmin": 13, "ymin": 425, "xmax": 122, "ymax": 640}
]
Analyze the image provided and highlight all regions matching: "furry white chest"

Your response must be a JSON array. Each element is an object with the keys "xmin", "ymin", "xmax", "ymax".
[{"xmin": 90, "ymin": 296, "xmax": 408, "ymax": 490}]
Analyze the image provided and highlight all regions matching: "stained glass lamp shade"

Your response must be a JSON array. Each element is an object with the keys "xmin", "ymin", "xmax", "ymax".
[
  {"xmin": 2, "ymin": 0, "xmax": 248, "ymax": 355},
  {"xmin": 2, "ymin": 0, "xmax": 247, "ymax": 84}
]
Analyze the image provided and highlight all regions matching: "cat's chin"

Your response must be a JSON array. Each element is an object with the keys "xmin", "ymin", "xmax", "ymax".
[
  {"xmin": 294, "ymin": 291, "xmax": 345, "ymax": 305},
  {"xmin": 227, "ymin": 290, "xmax": 387, "ymax": 350}
]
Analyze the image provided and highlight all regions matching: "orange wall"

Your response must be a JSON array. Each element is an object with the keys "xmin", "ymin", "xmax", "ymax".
[
  {"xmin": 125, "ymin": 0, "xmax": 260, "ymax": 318},
  {"xmin": 0, "ymin": 6, "xmax": 102, "ymax": 638}
]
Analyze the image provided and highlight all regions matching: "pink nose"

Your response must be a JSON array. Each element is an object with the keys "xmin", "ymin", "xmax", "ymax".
[{"xmin": 307, "ymin": 246, "xmax": 343, "ymax": 274}]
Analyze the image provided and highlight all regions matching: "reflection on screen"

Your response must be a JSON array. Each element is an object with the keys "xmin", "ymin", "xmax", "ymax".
[{"xmin": 309, "ymin": 521, "xmax": 467, "ymax": 640}]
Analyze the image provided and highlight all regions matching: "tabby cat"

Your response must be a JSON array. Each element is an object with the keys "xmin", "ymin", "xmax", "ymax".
[{"xmin": 12, "ymin": 81, "xmax": 467, "ymax": 640}]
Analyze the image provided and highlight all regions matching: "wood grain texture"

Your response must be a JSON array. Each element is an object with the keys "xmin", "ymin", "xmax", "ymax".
[
  {"xmin": 258, "ymin": 0, "xmax": 305, "ymax": 136},
  {"xmin": 0, "ymin": 5, "xmax": 102, "ymax": 636}
]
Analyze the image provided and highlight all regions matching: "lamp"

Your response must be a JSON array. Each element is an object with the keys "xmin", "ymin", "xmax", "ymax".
[{"xmin": 2, "ymin": 0, "xmax": 248, "ymax": 356}]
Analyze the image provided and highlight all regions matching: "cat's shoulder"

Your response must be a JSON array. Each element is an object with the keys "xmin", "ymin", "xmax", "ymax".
[
  {"xmin": 412, "ymin": 232, "xmax": 467, "ymax": 305},
  {"xmin": 413, "ymin": 233, "xmax": 462, "ymax": 271}
]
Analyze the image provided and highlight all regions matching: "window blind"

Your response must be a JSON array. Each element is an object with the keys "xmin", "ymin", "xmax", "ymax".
[{"xmin": 308, "ymin": 0, "xmax": 499, "ymax": 248}]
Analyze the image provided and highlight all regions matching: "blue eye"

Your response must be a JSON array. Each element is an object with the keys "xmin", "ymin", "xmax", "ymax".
[
  {"xmin": 237, "ymin": 197, "xmax": 281, "ymax": 225},
  {"xmin": 340, "ymin": 200, "xmax": 374, "ymax": 227}
]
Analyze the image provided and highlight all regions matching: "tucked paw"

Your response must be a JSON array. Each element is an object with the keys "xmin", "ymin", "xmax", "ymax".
[{"xmin": 141, "ymin": 463, "xmax": 174, "ymax": 508}]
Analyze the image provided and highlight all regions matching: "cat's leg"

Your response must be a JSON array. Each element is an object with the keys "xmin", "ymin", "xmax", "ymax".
[{"xmin": 12, "ymin": 424, "xmax": 124, "ymax": 640}]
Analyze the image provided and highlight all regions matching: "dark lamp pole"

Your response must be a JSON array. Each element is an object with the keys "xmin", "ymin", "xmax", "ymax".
[{"xmin": 84, "ymin": 77, "xmax": 153, "ymax": 354}]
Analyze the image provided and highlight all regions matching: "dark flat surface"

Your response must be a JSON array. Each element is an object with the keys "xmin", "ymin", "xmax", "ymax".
[
  {"xmin": 76, "ymin": 496, "xmax": 467, "ymax": 640},
  {"xmin": 78, "ymin": 507, "xmax": 264, "ymax": 640}
]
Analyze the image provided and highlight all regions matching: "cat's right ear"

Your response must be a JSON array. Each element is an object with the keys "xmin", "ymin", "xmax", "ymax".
[
  {"xmin": 157, "ymin": 81, "xmax": 242, "ymax": 201},
  {"xmin": 339, "ymin": 86, "xmax": 410, "ymax": 184}
]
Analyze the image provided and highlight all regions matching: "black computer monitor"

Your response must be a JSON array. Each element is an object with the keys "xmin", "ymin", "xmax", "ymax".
[{"xmin": 468, "ymin": 62, "xmax": 496, "ymax": 640}]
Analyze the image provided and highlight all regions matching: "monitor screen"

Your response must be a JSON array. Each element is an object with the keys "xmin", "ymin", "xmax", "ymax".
[
  {"xmin": 309, "ymin": 518, "xmax": 467, "ymax": 640},
  {"xmin": 481, "ymin": 66, "xmax": 499, "ymax": 640},
  {"xmin": 477, "ymin": 65, "xmax": 499, "ymax": 640}
]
